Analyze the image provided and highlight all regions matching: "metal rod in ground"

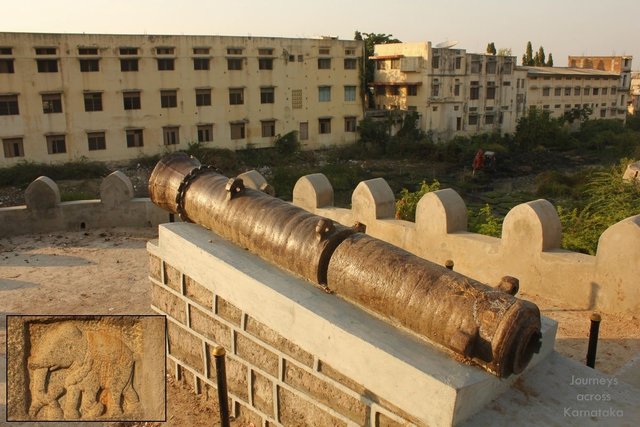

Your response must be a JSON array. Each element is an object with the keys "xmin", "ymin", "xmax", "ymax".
[
  {"xmin": 213, "ymin": 346, "xmax": 230, "ymax": 427},
  {"xmin": 586, "ymin": 312, "xmax": 602, "ymax": 369}
]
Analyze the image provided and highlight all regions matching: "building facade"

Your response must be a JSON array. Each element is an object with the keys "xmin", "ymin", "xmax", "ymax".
[
  {"xmin": 568, "ymin": 56, "xmax": 632, "ymax": 114},
  {"xmin": 0, "ymin": 33, "xmax": 364, "ymax": 165},
  {"xmin": 629, "ymin": 72, "xmax": 640, "ymax": 115},
  {"xmin": 370, "ymin": 42, "xmax": 527, "ymax": 141},
  {"xmin": 520, "ymin": 66, "xmax": 625, "ymax": 121}
]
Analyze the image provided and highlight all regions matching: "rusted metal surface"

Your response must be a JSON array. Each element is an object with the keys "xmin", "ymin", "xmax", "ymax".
[
  {"xmin": 326, "ymin": 234, "xmax": 541, "ymax": 377},
  {"xmin": 149, "ymin": 153, "xmax": 353, "ymax": 284},
  {"xmin": 149, "ymin": 152, "xmax": 542, "ymax": 378}
]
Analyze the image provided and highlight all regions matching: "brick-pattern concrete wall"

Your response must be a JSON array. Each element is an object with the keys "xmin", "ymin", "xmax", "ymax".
[{"xmin": 149, "ymin": 254, "xmax": 419, "ymax": 426}]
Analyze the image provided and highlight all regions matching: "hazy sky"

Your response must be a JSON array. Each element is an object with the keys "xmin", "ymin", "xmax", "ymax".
[{"xmin": 5, "ymin": 0, "xmax": 639, "ymax": 69}]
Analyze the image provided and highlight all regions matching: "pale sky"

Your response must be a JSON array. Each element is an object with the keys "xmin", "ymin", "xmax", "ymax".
[{"xmin": 4, "ymin": 0, "xmax": 639, "ymax": 69}]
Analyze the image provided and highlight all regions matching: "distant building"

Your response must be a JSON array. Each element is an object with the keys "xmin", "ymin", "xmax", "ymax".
[
  {"xmin": 0, "ymin": 32, "xmax": 364, "ymax": 166},
  {"xmin": 568, "ymin": 55, "xmax": 632, "ymax": 113},
  {"xmin": 370, "ymin": 42, "xmax": 526, "ymax": 141},
  {"xmin": 519, "ymin": 66, "xmax": 625, "ymax": 121},
  {"xmin": 629, "ymin": 72, "xmax": 640, "ymax": 115}
]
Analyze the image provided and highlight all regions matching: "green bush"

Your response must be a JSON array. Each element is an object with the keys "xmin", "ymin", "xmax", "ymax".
[
  {"xmin": 395, "ymin": 180, "xmax": 440, "ymax": 221},
  {"xmin": 274, "ymin": 131, "xmax": 300, "ymax": 156},
  {"xmin": 0, "ymin": 159, "xmax": 109, "ymax": 187}
]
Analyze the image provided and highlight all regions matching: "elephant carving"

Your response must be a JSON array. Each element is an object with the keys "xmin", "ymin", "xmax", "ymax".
[{"xmin": 27, "ymin": 322, "xmax": 140, "ymax": 419}]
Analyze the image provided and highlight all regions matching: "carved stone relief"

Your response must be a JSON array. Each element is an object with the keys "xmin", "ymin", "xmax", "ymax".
[{"xmin": 7, "ymin": 315, "xmax": 166, "ymax": 421}]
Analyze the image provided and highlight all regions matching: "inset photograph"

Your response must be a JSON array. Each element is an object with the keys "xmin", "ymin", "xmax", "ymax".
[{"xmin": 6, "ymin": 315, "xmax": 166, "ymax": 422}]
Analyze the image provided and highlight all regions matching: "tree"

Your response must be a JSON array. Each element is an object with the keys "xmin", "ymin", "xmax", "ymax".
[
  {"xmin": 523, "ymin": 41, "xmax": 534, "ymax": 65},
  {"xmin": 537, "ymin": 46, "xmax": 546, "ymax": 66},
  {"xmin": 354, "ymin": 31, "xmax": 401, "ymax": 107},
  {"xmin": 533, "ymin": 52, "xmax": 541, "ymax": 66},
  {"xmin": 486, "ymin": 42, "xmax": 497, "ymax": 55},
  {"xmin": 515, "ymin": 107, "xmax": 565, "ymax": 150},
  {"xmin": 547, "ymin": 53, "xmax": 554, "ymax": 67},
  {"xmin": 497, "ymin": 48, "xmax": 512, "ymax": 56}
]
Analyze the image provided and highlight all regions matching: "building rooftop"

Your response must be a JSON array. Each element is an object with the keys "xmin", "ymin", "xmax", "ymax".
[{"xmin": 518, "ymin": 66, "xmax": 619, "ymax": 77}]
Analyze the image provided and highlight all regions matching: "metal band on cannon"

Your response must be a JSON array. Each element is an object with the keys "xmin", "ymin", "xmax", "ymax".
[{"xmin": 149, "ymin": 153, "xmax": 542, "ymax": 378}]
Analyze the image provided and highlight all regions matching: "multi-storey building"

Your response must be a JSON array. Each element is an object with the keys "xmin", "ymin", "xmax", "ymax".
[
  {"xmin": 629, "ymin": 72, "xmax": 640, "ymax": 115},
  {"xmin": 0, "ymin": 33, "xmax": 363, "ymax": 165},
  {"xmin": 520, "ymin": 66, "xmax": 625, "ymax": 120},
  {"xmin": 370, "ymin": 42, "xmax": 527, "ymax": 141},
  {"xmin": 568, "ymin": 55, "xmax": 632, "ymax": 114}
]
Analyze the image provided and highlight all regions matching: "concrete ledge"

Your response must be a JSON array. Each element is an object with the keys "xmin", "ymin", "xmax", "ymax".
[{"xmin": 149, "ymin": 223, "xmax": 557, "ymax": 426}]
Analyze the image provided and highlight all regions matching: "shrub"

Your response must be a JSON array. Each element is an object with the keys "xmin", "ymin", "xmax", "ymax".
[{"xmin": 395, "ymin": 180, "xmax": 440, "ymax": 221}]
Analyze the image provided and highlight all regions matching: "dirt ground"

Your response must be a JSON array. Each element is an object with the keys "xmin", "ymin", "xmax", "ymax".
[{"xmin": 1, "ymin": 227, "xmax": 639, "ymax": 426}]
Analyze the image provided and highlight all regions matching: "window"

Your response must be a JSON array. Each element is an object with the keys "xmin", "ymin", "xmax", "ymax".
[
  {"xmin": 0, "ymin": 59, "xmax": 14, "ymax": 73},
  {"xmin": 468, "ymin": 115, "xmax": 478, "ymax": 125},
  {"xmin": 470, "ymin": 60, "xmax": 482, "ymax": 73},
  {"xmin": 157, "ymin": 58, "xmax": 174, "ymax": 70},
  {"xmin": 344, "ymin": 116, "xmax": 357, "ymax": 132},
  {"xmin": 542, "ymin": 87, "xmax": 550, "ymax": 96},
  {"xmin": 258, "ymin": 58, "xmax": 273, "ymax": 70},
  {"xmin": 119, "ymin": 47, "xmax": 138, "ymax": 55},
  {"xmin": 391, "ymin": 59, "xmax": 400, "ymax": 69},
  {"xmin": 602, "ymin": 88, "xmax": 608, "ymax": 95},
  {"xmin": 345, "ymin": 48, "xmax": 356, "ymax": 56},
  {"xmin": 431, "ymin": 82, "xmax": 439, "ymax": 97},
  {"xmin": 261, "ymin": 120, "xmax": 276, "ymax": 137},
  {"xmin": 120, "ymin": 58, "xmax": 138, "ymax": 72},
  {"xmin": 432, "ymin": 56, "xmax": 440, "ymax": 69},
  {"xmin": 78, "ymin": 47, "xmax": 98, "ymax": 55},
  {"xmin": 389, "ymin": 86, "xmax": 399, "ymax": 96},
  {"xmin": 376, "ymin": 61, "xmax": 386, "ymax": 70},
  {"xmin": 163, "ymin": 126, "xmax": 179, "ymax": 145},
  {"xmin": 554, "ymin": 87, "xmax": 561, "ymax": 96},
  {"xmin": 123, "ymin": 91, "xmax": 141, "ymax": 110},
  {"xmin": 156, "ymin": 47, "xmax": 174, "ymax": 55},
  {"xmin": 318, "ymin": 58, "xmax": 331, "ymax": 69},
  {"xmin": 195, "ymin": 88, "xmax": 211, "ymax": 106},
  {"xmin": 260, "ymin": 87, "xmax": 274, "ymax": 104},
  {"xmin": 600, "ymin": 109, "xmax": 606, "ymax": 118},
  {"xmin": 0, "ymin": 47, "xmax": 13, "ymax": 55},
  {"xmin": 46, "ymin": 135, "xmax": 66, "ymax": 154},
  {"xmin": 574, "ymin": 87, "xmax": 581, "ymax": 96},
  {"xmin": 126, "ymin": 129, "xmax": 144, "ymax": 147},
  {"xmin": 565, "ymin": 87, "xmax": 571, "ymax": 96},
  {"xmin": 344, "ymin": 58, "xmax": 357, "ymax": 69},
  {"xmin": 375, "ymin": 86, "xmax": 385, "ymax": 96},
  {"xmin": 229, "ymin": 88, "xmax": 244, "ymax": 105},
  {"xmin": 611, "ymin": 87, "xmax": 617, "ymax": 95},
  {"xmin": 486, "ymin": 82, "xmax": 496, "ymax": 100},
  {"xmin": 258, "ymin": 48, "xmax": 274, "ymax": 56},
  {"xmin": 227, "ymin": 58, "xmax": 243, "ymax": 70},
  {"xmin": 227, "ymin": 48, "xmax": 243, "ymax": 55},
  {"xmin": 291, "ymin": 89, "xmax": 302, "ymax": 109},
  {"xmin": 37, "ymin": 59, "xmax": 58, "ymax": 73},
  {"xmin": 319, "ymin": 118, "xmax": 331, "ymax": 134},
  {"xmin": 455, "ymin": 57, "xmax": 462, "ymax": 69},
  {"xmin": 197, "ymin": 124, "xmax": 213, "ymax": 142},
  {"xmin": 84, "ymin": 92, "xmax": 102, "ymax": 111},
  {"xmin": 297, "ymin": 54, "xmax": 303, "ymax": 62},
  {"xmin": 193, "ymin": 47, "xmax": 210, "ymax": 55},
  {"xmin": 502, "ymin": 61, "xmax": 513, "ymax": 74},
  {"xmin": 193, "ymin": 58, "xmax": 210, "ymax": 70},
  {"xmin": 299, "ymin": 122, "xmax": 308, "ymax": 140},
  {"xmin": 408, "ymin": 85, "xmax": 418, "ymax": 96},
  {"xmin": 318, "ymin": 86, "xmax": 331, "ymax": 102},
  {"xmin": 87, "ymin": 132, "xmax": 106, "ymax": 151},
  {"xmin": 470, "ymin": 82, "xmax": 479, "ymax": 100},
  {"xmin": 344, "ymin": 86, "xmax": 356, "ymax": 102},
  {"xmin": 319, "ymin": 47, "xmax": 330, "ymax": 55},
  {"xmin": 584, "ymin": 87, "xmax": 591, "ymax": 96},
  {"xmin": 230, "ymin": 122, "xmax": 245, "ymax": 139},
  {"xmin": 3, "ymin": 138, "xmax": 24, "ymax": 158},
  {"xmin": 35, "ymin": 47, "xmax": 56, "ymax": 55},
  {"xmin": 0, "ymin": 95, "xmax": 19, "ymax": 115},
  {"xmin": 42, "ymin": 93, "xmax": 62, "ymax": 114},
  {"xmin": 593, "ymin": 88, "xmax": 599, "ymax": 95},
  {"xmin": 80, "ymin": 59, "xmax": 99, "ymax": 72},
  {"xmin": 161, "ymin": 90, "xmax": 177, "ymax": 108},
  {"xmin": 486, "ymin": 61, "xmax": 496, "ymax": 74}
]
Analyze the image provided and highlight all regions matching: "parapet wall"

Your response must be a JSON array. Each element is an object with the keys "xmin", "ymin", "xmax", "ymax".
[
  {"xmin": 0, "ymin": 171, "xmax": 169, "ymax": 236},
  {"xmin": 292, "ymin": 174, "xmax": 640, "ymax": 316}
]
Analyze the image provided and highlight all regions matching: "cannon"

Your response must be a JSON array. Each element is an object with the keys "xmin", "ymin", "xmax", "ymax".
[{"xmin": 149, "ymin": 153, "xmax": 542, "ymax": 378}]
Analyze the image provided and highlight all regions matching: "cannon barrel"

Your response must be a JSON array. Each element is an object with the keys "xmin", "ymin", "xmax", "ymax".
[{"xmin": 149, "ymin": 153, "xmax": 541, "ymax": 377}]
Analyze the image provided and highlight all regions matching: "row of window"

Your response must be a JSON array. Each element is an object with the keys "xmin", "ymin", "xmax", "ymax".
[
  {"xmin": 0, "ymin": 86, "xmax": 358, "ymax": 116},
  {"xmin": 541, "ymin": 86, "xmax": 617, "ymax": 97},
  {"xmin": 0, "ymin": 46, "xmax": 358, "ymax": 57},
  {"xmin": 1, "ymin": 117, "xmax": 358, "ymax": 158},
  {"xmin": 375, "ymin": 57, "xmax": 513, "ymax": 74},
  {"xmin": 0, "ymin": 57, "xmax": 358, "ymax": 74}
]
